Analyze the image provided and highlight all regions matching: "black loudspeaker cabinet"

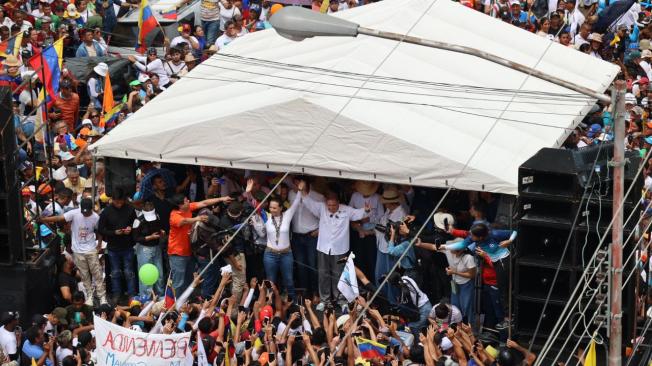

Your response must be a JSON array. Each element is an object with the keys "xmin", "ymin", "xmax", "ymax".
[
  {"xmin": 0, "ymin": 86, "xmax": 21, "ymax": 264},
  {"xmin": 515, "ymin": 145, "xmax": 642, "ymax": 340},
  {"xmin": 104, "ymin": 157, "xmax": 137, "ymax": 198},
  {"xmin": 0, "ymin": 264, "xmax": 56, "ymax": 327}
]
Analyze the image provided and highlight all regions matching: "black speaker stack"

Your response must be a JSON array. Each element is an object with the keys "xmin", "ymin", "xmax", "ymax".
[
  {"xmin": 104, "ymin": 157, "xmax": 137, "ymax": 198},
  {"xmin": 0, "ymin": 86, "xmax": 55, "ymax": 324},
  {"xmin": 515, "ymin": 143, "xmax": 641, "ymax": 342}
]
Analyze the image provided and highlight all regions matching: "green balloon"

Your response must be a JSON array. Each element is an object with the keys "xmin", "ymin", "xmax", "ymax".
[{"xmin": 139, "ymin": 264, "xmax": 159, "ymax": 286}]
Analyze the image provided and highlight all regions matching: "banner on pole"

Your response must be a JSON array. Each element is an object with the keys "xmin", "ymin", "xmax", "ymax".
[{"xmin": 94, "ymin": 316, "xmax": 192, "ymax": 366}]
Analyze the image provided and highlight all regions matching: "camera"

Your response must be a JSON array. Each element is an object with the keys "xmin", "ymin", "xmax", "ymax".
[{"xmin": 375, "ymin": 220, "xmax": 404, "ymax": 242}]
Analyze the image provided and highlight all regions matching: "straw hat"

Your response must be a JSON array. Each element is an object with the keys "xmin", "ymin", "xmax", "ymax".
[
  {"xmin": 353, "ymin": 181, "xmax": 379, "ymax": 196},
  {"xmin": 380, "ymin": 187, "xmax": 401, "ymax": 204},
  {"xmin": 3, "ymin": 55, "xmax": 22, "ymax": 67}
]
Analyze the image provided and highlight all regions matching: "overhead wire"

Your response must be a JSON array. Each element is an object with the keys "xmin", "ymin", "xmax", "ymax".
[{"xmin": 179, "ymin": 73, "xmax": 579, "ymax": 131}]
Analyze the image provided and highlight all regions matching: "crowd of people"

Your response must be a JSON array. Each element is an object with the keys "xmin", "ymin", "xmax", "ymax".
[{"xmin": 4, "ymin": 0, "xmax": 652, "ymax": 363}]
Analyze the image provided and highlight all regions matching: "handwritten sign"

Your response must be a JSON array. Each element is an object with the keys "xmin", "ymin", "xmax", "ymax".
[{"xmin": 94, "ymin": 316, "xmax": 192, "ymax": 366}]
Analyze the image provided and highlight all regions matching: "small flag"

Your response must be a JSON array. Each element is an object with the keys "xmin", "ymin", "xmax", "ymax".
[
  {"xmin": 584, "ymin": 339, "xmax": 596, "ymax": 366},
  {"xmin": 337, "ymin": 253, "xmax": 359, "ymax": 303},
  {"xmin": 100, "ymin": 71, "xmax": 114, "ymax": 127},
  {"xmin": 164, "ymin": 277, "xmax": 176, "ymax": 309},
  {"xmin": 161, "ymin": 7, "xmax": 177, "ymax": 20},
  {"xmin": 197, "ymin": 333, "xmax": 209, "ymax": 366},
  {"xmin": 28, "ymin": 43, "xmax": 61, "ymax": 106},
  {"xmin": 319, "ymin": 0, "xmax": 329, "ymax": 13},
  {"xmin": 0, "ymin": 31, "xmax": 23, "ymax": 57},
  {"xmin": 137, "ymin": 0, "xmax": 160, "ymax": 53},
  {"xmin": 103, "ymin": 103, "xmax": 124, "ymax": 128},
  {"xmin": 356, "ymin": 337, "xmax": 386, "ymax": 359}
]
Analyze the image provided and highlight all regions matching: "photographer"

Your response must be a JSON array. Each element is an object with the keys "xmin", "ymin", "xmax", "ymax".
[
  {"xmin": 374, "ymin": 187, "xmax": 407, "ymax": 304},
  {"xmin": 387, "ymin": 220, "xmax": 419, "ymax": 286},
  {"xmin": 217, "ymin": 200, "xmax": 253, "ymax": 299},
  {"xmin": 387, "ymin": 272, "xmax": 431, "ymax": 337}
]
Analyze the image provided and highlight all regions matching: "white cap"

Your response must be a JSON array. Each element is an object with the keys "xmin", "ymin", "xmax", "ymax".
[
  {"xmin": 81, "ymin": 118, "xmax": 93, "ymax": 126},
  {"xmin": 138, "ymin": 74, "xmax": 150, "ymax": 83},
  {"xmin": 441, "ymin": 337, "xmax": 453, "ymax": 351},
  {"xmin": 625, "ymin": 93, "xmax": 637, "ymax": 105}
]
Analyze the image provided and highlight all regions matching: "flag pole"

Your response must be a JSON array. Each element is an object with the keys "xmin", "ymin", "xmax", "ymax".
[{"xmin": 38, "ymin": 50, "xmax": 56, "ymax": 210}]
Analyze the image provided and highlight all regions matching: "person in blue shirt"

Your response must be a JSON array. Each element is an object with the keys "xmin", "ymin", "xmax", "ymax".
[
  {"xmin": 387, "ymin": 221, "xmax": 419, "ymax": 284},
  {"xmin": 22, "ymin": 326, "xmax": 55, "ymax": 366},
  {"xmin": 461, "ymin": 223, "xmax": 516, "ymax": 325}
]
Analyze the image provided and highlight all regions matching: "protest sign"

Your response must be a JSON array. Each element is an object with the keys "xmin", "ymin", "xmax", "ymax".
[{"xmin": 94, "ymin": 316, "xmax": 192, "ymax": 366}]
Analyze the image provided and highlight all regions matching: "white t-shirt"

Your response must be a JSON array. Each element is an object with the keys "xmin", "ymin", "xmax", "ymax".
[
  {"xmin": 302, "ymin": 196, "xmax": 367, "ymax": 255},
  {"xmin": 63, "ymin": 209, "xmax": 99, "ymax": 254},
  {"xmin": 56, "ymin": 347, "xmax": 73, "ymax": 366},
  {"xmin": 444, "ymin": 251, "xmax": 476, "ymax": 285},
  {"xmin": 0, "ymin": 326, "xmax": 17, "ymax": 356},
  {"xmin": 218, "ymin": 3, "xmax": 241, "ymax": 31},
  {"xmin": 288, "ymin": 190, "xmax": 324, "ymax": 234},
  {"xmin": 215, "ymin": 33, "xmax": 236, "ymax": 50},
  {"xmin": 170, "ymin": 35, "xmax": 199, "ymax": 49}
]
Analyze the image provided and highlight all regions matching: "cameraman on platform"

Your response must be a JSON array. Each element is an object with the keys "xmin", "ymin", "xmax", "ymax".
[{"xmin": 217, "ymin": 200, "xmax": 254, "ymax": 299}]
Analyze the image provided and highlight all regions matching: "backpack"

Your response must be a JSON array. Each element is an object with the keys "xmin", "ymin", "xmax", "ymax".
[{"xmin": 393, "ymin": 278, "xmax": 421, "ymax": 323}]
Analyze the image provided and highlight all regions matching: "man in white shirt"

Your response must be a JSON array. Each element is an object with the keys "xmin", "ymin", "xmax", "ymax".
[
  {"xmin": 0, "ymin": 312, "xmax": 20, "ymax": 361},
  {"xmin": 288, "ymin": 176, "xmax": 324, "ymax": 299},
  {"xmin": 349, "ymin": 181, "xmax": 383, "ymax": 285},
  {"xmin": 564, "ymin": 0, "xmax": 585, "ymax": 39},
  {"xmin": 301, "ymin": 190, "xmax": 370, "ymax": 309},
  {"xmin": 39, "ymin": 198, "xmax": 107, "ymax": 305}
]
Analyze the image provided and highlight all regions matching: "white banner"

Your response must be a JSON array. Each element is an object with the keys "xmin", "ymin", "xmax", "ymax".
[{"xmin": 94, "ymin": 316, "xmax": 192, "ymax": 366}]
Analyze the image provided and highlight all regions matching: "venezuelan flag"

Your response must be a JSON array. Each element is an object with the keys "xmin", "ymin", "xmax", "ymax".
[
  {"xmin": 28, "ymin": 43, "xmax": 61, "ymax": 105},
  {"xmin": 103, "ymin": 103, "xmax": 123, "ymax": 128},
  {"xmin": 356, "ymin": 337, "xmax": 386, "ymax": 359},
  {"xmin": 161, "ymin": 7, "xmax": 177, "ymax": 20},
  {"xmin": 137, "ymin": 0, "xmax": 160, "ymax": 53},
  {"xmin": 0, "ymin": 31, "xmax": 23, "ymax": 57},
  {"xmin": 164, "ymin": 277, "xmax": 176, "ymax": 309}
]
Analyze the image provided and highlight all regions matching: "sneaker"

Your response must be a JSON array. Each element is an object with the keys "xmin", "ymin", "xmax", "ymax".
[{"xmin": 316, "ymin": 302, "xmax": 325, "ymax": 312}]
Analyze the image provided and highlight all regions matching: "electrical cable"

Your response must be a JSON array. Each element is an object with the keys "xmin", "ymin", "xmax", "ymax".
[
  {"xmin": 199, "ymin": 57, "xmax": 596, "ymax": 107},
  {"xmin": 535, "ymin": 145, "xmax": 652, "ymax": 363},
  {"xmin": 179, "ymin": 73, "xmax": 579, "ymax": 131},
  {"xmin": 528, "ymin": 142, "xmax": 608, "ymax": 355}
]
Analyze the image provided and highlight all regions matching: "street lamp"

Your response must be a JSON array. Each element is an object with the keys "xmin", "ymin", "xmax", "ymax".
[{"xmin": 270, "ymin": 6, "xmax": 610, "ymax": 104}]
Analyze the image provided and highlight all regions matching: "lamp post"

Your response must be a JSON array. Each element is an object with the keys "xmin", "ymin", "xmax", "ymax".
[
  {"xmin": 270, "ymin": 7, "xmax": 624, "ymax": 365},
  {"xmin": 270, "ymin": 6, "xmax": 611, "ymax": 103}
]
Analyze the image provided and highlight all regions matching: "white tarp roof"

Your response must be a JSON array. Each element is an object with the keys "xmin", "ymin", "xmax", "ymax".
[{"xmin": 92, "ymin": 0, "xmax": 619, "ymax": 195}]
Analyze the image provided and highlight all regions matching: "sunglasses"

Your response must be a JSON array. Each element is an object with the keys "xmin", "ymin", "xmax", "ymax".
[{"xmin": 91, "ymin": 115, "xmax": 99, "ymax": 118}]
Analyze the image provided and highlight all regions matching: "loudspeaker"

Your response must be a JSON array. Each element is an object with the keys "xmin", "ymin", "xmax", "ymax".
[
  {"xmin": 515, "ymin": 145, "xmax": 642, "ymax": 340},
  {"xmin": 0, "ymin": 86, "xmax": 21, "ymax": 265},
  {"xmin": 0, "ymin": 264, "xmax": 56, "ymax": 326},
  {"xmin": 104, "ymin": 157, "xmax": 137, "ymax": 198}
]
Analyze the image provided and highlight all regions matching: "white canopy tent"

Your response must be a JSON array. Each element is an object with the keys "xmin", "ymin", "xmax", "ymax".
[{"xmin": 92, "ymin": 0, "xmax": 619, "ymax": 195}]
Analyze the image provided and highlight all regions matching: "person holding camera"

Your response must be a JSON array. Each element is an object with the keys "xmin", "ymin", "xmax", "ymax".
[
  {"xmin": 387, "ymin": 272, "xmax": 431, "ymax": 337},
  {"xmin": 374, "ymin": 187, "xmax": 407, "ymax": 304},
  {"xmin": 387, "ymin": 220, "xmax": 420, "ymax": 287},
  {"xmin": 216, "ymin": 200, "xmax": 252, "ymax": 299}
]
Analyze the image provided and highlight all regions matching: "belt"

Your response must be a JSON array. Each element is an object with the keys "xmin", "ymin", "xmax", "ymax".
[{"xmin": 265, "ymin": 247, "xmax": 291, "ymax": 255}]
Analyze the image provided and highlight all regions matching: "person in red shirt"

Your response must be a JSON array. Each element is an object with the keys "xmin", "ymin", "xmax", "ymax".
[
  {"xmin": 168, "ymin": 193, "xmax": 232, "ymax": 294},
  {"xmin": 477, "ymin": 247, "xmax": 506, "ymax": 329}
]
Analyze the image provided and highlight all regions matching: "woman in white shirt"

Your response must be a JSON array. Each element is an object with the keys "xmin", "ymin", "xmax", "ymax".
[{"xmin": 262, "ymin": 180, "xmax": 304, "ymax": 300}]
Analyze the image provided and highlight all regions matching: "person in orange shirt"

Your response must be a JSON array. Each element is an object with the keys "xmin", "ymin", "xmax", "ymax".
[{"xmin": 168, "ymin": 193, "xmax": 232, "ymax": 294}]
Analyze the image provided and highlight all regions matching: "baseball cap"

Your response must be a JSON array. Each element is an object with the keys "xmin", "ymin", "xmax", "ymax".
[
  {"xmin": 181, "ymin": 23, "xmax": 191, "ymax": 32},
  {"xmin": 227, "ymin": 201, "xmax": 243, "ymax": 216},
  {"xmin": 80, "ymin": 198, "xmax": 93, "ymax": 215},
  {"xmin": 0, "ymin": 311, "xmax": 19, "ymax": 325},
  {"xmin": 31, "ymin": 314, "xmax": 47, "ymax": 327},
  {"xmin": 51, "ymin": 307, "xmax": 68, "ymax": 325}
]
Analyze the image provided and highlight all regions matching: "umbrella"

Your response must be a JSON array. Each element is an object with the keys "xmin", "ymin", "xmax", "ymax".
[
  {"xmin": 139, "ymin": 168, "xmax": 177, "ymax": 200},
  {"xmin": 593, "ymin": 0, "xmax": 636, "ymax": 33}
]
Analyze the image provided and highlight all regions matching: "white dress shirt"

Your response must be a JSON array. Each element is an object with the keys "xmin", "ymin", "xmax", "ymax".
[
  {"xmin": 375, "ymin": 206, "xmax": 407, "ymax": 254},
  {"xmin": 301, "ymin": 195, "xmax": 368, "ymax": 256},
  {"xmin": 265, "ymin": 194, "xmax": 301, "ymax": 251},
  {"xmin": 289, "ymin": 189, "xmax": 324, "ymax": 234}
]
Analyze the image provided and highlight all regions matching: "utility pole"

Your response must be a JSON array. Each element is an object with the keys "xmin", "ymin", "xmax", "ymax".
[{"xmin": 609, "ymin": 79, "xmax": 626, "ymax": 366}]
